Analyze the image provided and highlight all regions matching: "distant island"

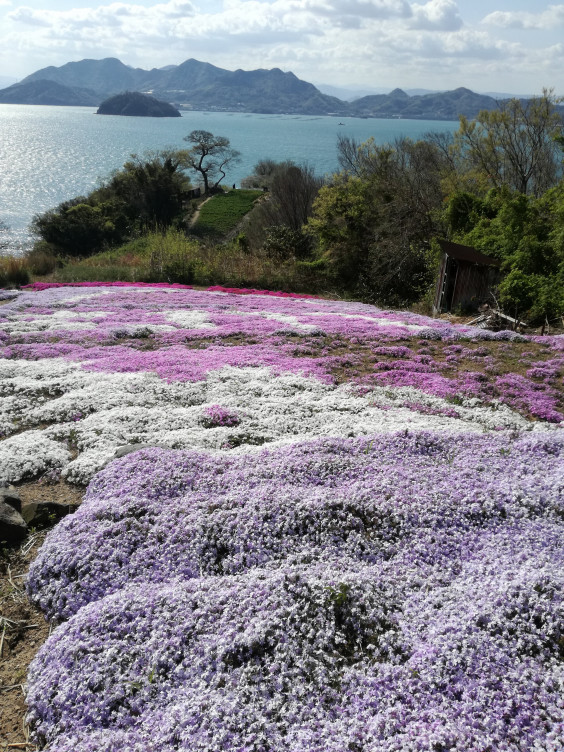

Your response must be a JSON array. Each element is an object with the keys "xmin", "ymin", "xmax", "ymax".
[
  {"xmin": 0, "ymin": 57, "xmax": 561, "ymax": 120},
  {"xmin": 96, "ymin": 91, "xmax": 181, "ymax": 117}
]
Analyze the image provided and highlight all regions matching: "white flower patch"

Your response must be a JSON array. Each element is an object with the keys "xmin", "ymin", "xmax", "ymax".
[
  {"xmin": 5, "ymin": 365, "xmax": 538, "ymax": 485},
  {"xmin": 163, "ymin": 310, "xmax": 217, "ymax": 329},
  {"xmin": 306, "ymin": 310, "xmax": 427, "ymax": 332},
  {"xmin": 234, "ymin": 310, "xmax": 322, "ymax": 334},
  {"xmin": 0, "ymin": 430, "xmax": 71, "ymax": 484},
  {"xmin": 0, "ymin": 354, "xmax": 555, "ymax": 485},
  {"xmin": 60, "ymin": 286, "xmax": 186, "ymax": 303},
  {"xmin": 0, "ymin": 358, "xmax": 93, "ymax": 397},
  {"xmin": 0, "ymin": 395, "xmax": 39, "ymax": 438},
  {"xmin": 0, "ymin": 310, "xmax": 108, "ymax": 334},
  {"xmin": 1, "ymin": 359, "xmax": 204, "ymax": 426},
  {"xmin": 0, "ymin": 290, "xmax": 20, "ymax": 301}
]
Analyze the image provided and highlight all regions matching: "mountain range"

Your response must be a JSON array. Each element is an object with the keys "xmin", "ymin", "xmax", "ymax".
[{"xmin": 0, "ymin": 57, "xmax": 554, "ymax": 120}]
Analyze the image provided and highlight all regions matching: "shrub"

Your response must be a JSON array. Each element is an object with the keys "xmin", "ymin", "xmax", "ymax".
[
  {"xmin": 262, "ymin": 226, "xmax": 314, "ymax": 260},
  {"xmin": 25, "ymin": 244, "xmax": 59, "ymax": 276},
  {"xmin": 0, "ymin": 256, "xmax": 30, "ymax": 287}
]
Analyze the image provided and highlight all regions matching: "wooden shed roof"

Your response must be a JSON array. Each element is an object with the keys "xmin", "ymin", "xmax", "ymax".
[{"xmin": 438, "ymin": 239, "xmax": 500, "ymax": 267}]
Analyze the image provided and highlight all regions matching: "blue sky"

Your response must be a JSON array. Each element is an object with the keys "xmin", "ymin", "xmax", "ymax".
[{"xmin": 1, "ymin": 0, "xmax": 562, "ymax": 94}]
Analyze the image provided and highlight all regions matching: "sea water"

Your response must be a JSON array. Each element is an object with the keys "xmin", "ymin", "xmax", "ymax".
[{"xmin": 0, "ymin": 105, "xmax": 458, "ymax": 254}]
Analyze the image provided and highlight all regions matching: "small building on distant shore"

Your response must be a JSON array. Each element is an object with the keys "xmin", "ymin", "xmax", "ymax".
[{"xmin": 434, "ymin": 239, "xmax": 501, "ymax": 313}]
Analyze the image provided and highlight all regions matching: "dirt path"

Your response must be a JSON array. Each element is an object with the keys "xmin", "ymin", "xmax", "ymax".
[{"xmin": 188, "ymin": 196, "xmax": 212, "ymax": 228}]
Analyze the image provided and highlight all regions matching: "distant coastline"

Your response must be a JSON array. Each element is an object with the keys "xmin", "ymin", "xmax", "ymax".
[{"xmin": 2, "ymin": 56, "xmax": 559, "ymax": 121}]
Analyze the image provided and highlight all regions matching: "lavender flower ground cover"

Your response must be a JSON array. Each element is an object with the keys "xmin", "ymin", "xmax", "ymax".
[{"xmin": 0, "ymin": 283, "xmax": 563, "ymax": 751}]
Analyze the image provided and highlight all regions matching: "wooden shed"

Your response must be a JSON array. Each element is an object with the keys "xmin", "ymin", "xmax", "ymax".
[{"xmin": 433, "ymin": 240, "xmax": 501, "ymax": 314}]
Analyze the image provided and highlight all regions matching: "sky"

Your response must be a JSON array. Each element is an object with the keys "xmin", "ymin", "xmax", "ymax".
[{"xmin": 0, "ymin": 0, "xmax": 563, "ymax": 95}]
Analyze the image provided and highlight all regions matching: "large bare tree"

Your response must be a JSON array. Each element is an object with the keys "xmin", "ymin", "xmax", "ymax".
[{"xmin": 182, "ymin": 130, "xmax": 241, "ymax": 195}]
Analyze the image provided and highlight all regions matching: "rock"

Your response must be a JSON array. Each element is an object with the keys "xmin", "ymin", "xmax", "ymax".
[
  {"xmin": 0, "ymin": 486, "xmax": 22, "ymax": 513},
  {"xmin": 21, "ymin": 500, "xmax": 80, "ymax": 526},
  {"xmin": 0, "ymin": 501, "xmax": 28, "ymax": 543},
  {"xmin": 113, "ymin": 443, "xmax": 170, "ymax": 459}
]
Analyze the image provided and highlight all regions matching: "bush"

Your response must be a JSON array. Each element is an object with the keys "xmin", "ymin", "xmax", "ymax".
[
  {"xmin": 0, "ymin": 256, "xmax": 30, "ymax": 287},
  {"xmin": 262, "ymin": 226, "xmax": 314, "ymax": 260},
  {"xmin": 25, "ymin": 244, "xmax": 59, "ymax": 276},
  {"xmin": 31, "ymin": 151, "xmax": 192, "ymax": 258}
]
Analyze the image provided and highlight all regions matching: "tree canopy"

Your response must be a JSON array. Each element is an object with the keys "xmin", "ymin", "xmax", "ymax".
[
  {"xmin": 454, "ymin": 90, "xmax": 564, "ymax": 197},
  {"xmin": 306, "ymin": 136, "xmax": 448, "ymax": 305},
  {"xmin": 32, "ymin": 150, "xmax": 191, "ymax": 256}
]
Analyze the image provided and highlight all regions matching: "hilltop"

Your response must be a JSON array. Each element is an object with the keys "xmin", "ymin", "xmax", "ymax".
[{"xmin": 96, "ymin": 91, "xmax": 181, "ymax": 117}]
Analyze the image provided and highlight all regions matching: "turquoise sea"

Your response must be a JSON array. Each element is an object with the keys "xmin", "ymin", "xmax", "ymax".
[{"xmin": 0, "ymin": 105, "xmax": 458, "ymax": 254}]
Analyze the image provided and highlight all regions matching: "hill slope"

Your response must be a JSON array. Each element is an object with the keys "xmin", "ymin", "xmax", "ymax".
[
  {"xmin": 0, "ymin": 78, "xmax": 99, "ymax": 106},
  {"xmin": 16, "ymin": 57, "xmax": 349, "ymax": 115}
]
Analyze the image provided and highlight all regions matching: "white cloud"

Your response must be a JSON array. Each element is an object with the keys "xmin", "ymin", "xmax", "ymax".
[
  {"xmin": 0, "ymin": 0, "xmax": 562, "ymax": 94},
  {"xmin": 8, "ymin": 0, "xmax": 197, "ymax": 29},
  {"xmin": 482, "ymin": 5, "xmax": 564, "ymax": 31},
  {"xmin": 8, "ymin": 6, "xmax": 52, "ymax": 26},
  {"xmin": 408, "ymin": 0, "xmax": 462, "ymax": 31},
  {"xmin": 305, "ymin": 0, "xmax": 411, "ymax": 19}
]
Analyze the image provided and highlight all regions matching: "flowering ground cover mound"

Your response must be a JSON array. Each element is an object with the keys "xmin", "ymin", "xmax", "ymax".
[{"xmin": 0, "ymin": 283, "xmax": 562, "ymax": 750}]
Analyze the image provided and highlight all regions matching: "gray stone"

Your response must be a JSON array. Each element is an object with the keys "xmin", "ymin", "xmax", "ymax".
[
  {"xmin": 113, "ymin": 443, "xmax": 169, "ymax": 459},
  {"xmin": 0, "ymin": 500, "xmax": 28, "ymax": 543},
  {"xmin": 0, "ymin": 486, "xmax": 22, "ymax": 513},
  {"xmin": 21, "ymin": 500, "xmax": 80, "ymax": 526}
]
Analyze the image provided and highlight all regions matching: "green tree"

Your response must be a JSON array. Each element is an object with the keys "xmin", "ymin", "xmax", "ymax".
[
  {"xmin": 241, "ymin": 159, "xmax": 293, "ymax": 190},
  {"xmin": 446, "ymin": 181, "xmax": 564, "ymax": 326},
  {"xmin": 182, "ymin": 131, "xmax": 241, "ymax": 195},
  {"xmin": 32, "ymin": 200, "xmax": 114, "ymax": 256},
  {"xmin": 307, "ymin": 137, "xmax": 446, "ymax": 304},
  {"xmin": 31, "ymin": 151, "xmax": 191, "ymax": 257},
  {"xmin": 96, "ymin": 150, "xmax": 191, "ymax": 230},
  {"xmin": 455, "ymin": 90, "xmax": 564, "ymax": 197},
  {"xmin": 262, "ymin": 225, "xmax": 313, "ymax": 260}
]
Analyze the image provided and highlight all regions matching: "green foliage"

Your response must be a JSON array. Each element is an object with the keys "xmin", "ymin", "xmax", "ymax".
[
  {"xmin": 454, "ymin": 91, "xmax": 564, "ymax": 197},
  {"xmin": 447, "ymin": 181, "xmax": 564, "ymax": 325},
  {"xmin": 31, "ymin": 151, "xmax": 191, "ymax": 258},
  {"xmin": 24, "ymin": 243, "xmax": 59, "ymax": 276},
  {"xmin": 240, "ymin": 161, "xmax": 324, "ymax": 257},
  {"xmin": 308, "ymin": 175, "xmax": 375, "ymax": 285},
  {"xmin": 262, "ymin": 225, "xmax": 313, "ymax": 260},
  {"xmin": 33, "ymin": 202, "xmax": 113, "ymax": 256},
  {"xmin": 445, "ymin": 192, "xmax": 492, "ymax": 234},
  {"xmin": 241, "ymin": 159, "xmax": 293, "ymax": 190},
  {"xmin": 307, "ymin": 139, "xmax": 442, "ymax": 305},
  {"xmin": 497, "ymin": 269, "xmax": 540, "ymax": 318},
  {"xmin": 143, "ymin": 230, "xmax": 200, "ymax": 285},
  {"xmin": 0, "ymin": 255, "xmax": 30, "ymax": 287}
]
